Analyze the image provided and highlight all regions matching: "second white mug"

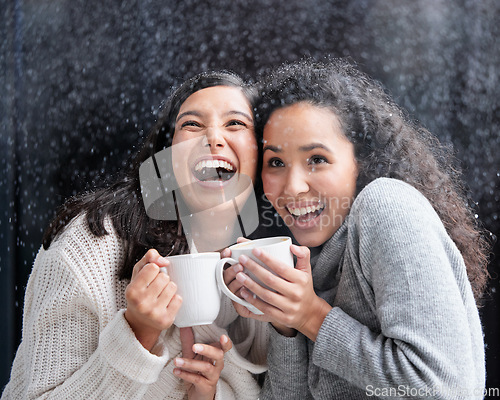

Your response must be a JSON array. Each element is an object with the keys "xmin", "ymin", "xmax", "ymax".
[{"xmin": 215, "ymin": 236, "xmax": 293, "ymax": 315}]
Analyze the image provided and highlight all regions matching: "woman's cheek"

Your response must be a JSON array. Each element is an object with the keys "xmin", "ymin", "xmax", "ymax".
[{"xmin": 262, "ymin": 173, "xmax": 280, "ymax": 205}]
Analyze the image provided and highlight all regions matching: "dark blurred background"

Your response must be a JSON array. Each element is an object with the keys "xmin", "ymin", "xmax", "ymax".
[{"xmin": 1, "ymin": 0, "xmax": 499, "ymax": 395}]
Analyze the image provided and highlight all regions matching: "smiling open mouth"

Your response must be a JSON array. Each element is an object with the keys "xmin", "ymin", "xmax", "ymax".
[
  {"xmin": 286, "ymin": 203, "xmax": 325, "ymax": 223},
  {"xmin": 193, "ymin": 159, "xmax": 236, "ymax": 182}
]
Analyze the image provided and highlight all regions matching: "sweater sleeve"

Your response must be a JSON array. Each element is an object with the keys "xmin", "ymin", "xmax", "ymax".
[
  {"xmin": 260, "ymin": 328, "xmax": 312, "ymax": 400},
  {"xmin": 1, "ymin": 244, "xmax": 169, "ymax": 399},
  {"xmin": 312, "ymin": 179, "xmax": 485, "ymax": 399}
]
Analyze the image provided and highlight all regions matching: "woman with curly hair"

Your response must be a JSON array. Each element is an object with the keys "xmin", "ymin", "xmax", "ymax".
[{"xmin": 226, "ymin": 59, "xmax": 490, "ymax": 399}]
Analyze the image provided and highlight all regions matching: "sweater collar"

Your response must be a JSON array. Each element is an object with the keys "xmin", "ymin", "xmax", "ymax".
[{"xmin": 311, "ymin": 220, "xmax": 348, "ymax": 291}]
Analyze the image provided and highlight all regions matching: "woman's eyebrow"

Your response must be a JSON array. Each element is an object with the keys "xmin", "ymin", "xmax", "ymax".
[
  {"xmin": 263, "ymin": 143, "xmax": 331, "ymax": 153},
  {"xmin": 176, "ymin": 110, "xmax": 253, "ymax": 123},
  {"xmin": 225, "ymin": 110, "xmax": 253, "ymax": 121},
  {"xmin": 176, "ymin": 110, "xmax": 202, "ymax": 122},
  {"xmin": 263, "ymin": 144, "xmax": 281, "ymax": 153},
  {"xmin": 298, "ymin": 143, "xmax": 331, "ymax": 152}
]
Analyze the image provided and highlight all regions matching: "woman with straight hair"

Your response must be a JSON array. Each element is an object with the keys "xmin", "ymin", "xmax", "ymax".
[{"xmin": 2, "ymin": 70, "xmax": 269, "ymax": 400}]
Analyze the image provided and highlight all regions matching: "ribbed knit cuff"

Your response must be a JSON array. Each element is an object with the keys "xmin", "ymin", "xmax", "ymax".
[
  {"xmin": 99, "ymin": 309, "xmax": 169, "ymax": 384},
  {"xmin": 258, "ymin": 326, "xmax": 311, "ymax": 398},
  {"xmin": 268, "ymin": 326, "xmax": 308, "ymax": 381},
  {"xmin": 269, "ymin": 325, "xmax": 307, "ymax": 363},
  {"xmin": 313, "ymin": 307, "xmax": 365, "ymax": 382}
]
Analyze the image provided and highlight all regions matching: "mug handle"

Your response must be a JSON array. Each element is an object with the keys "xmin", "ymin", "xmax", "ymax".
[{"xmin": 215, "ymin": 258, "xmax": 264, "ymax": 315}]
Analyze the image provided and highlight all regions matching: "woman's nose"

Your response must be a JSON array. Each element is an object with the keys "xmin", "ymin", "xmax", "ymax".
[
  {"xmin": 204, "ymin": 127, "xmax": 225, "ymax": 148},
  {"xmin": 283, "ymin": 166, "xmax": 309, "ymax": 197}
]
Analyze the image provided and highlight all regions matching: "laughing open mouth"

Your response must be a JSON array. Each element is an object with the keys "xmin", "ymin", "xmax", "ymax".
[
  {"xmin": 286, "ymin": 203, "xmax": 325, "ymax": 222},
  {"xmin": 193, "ymin": 158, "xmax": 236, "ymax": 182}
]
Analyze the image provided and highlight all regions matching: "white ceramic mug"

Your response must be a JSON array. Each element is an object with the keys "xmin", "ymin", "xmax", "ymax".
[
  {"xmin": 164, "ymin": 252, "xmax": 223, "ymax": 328},
  {"xmin": 215, "ymin": 236, "xmax": 293, "ymax": 315}
]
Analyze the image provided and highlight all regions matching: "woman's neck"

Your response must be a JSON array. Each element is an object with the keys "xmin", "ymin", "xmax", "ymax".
[{"xmin": 183, "ymin": 211, "xmax": 239, "ymax": 253}]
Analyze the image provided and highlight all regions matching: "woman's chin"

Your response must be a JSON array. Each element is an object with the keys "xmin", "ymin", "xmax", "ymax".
[{"xmin": 288, "ymin": 223, "xmax": 332, "ymax": 248}]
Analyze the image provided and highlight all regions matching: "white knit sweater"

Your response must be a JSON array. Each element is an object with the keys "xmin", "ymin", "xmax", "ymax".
[{"xmin": 1, "ymin": 215, "xmax": 269, "ymax": 399}]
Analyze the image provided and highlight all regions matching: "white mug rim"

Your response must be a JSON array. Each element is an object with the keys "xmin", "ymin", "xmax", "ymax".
[
  {"xmin": 229, "ymin": 236, "xmax": 291, "ymax": 251},
  {"xmin": 166, "ymin": 252, "xmax": 220, "ymax": 261}
]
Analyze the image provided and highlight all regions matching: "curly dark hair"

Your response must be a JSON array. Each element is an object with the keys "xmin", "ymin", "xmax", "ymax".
[
  {"xmin": 254, "ymin": 58, "xmax": 490, "ymax": 303},
  {"xmin": 43, "ymin": 70, "xmax": 257, "ymax": 280}
]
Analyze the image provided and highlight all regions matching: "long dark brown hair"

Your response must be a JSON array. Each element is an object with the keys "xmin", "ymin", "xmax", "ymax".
[
  {"xmin": 254, "ymin": 58, "xmax": 491, "ymax": 303},
  {"xmin": 43, "ymin": 70, "xmax": 257, "ymax": 279}
]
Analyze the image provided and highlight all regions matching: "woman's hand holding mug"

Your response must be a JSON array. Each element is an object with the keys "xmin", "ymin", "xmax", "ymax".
[
  {"xmin": 124, "ymin": 249, "xmax": 183, "ymax": 351},
  {"xmin": 217, "ymin": 237, "xmax": 294, "ymax": 316},
  {"xmin": 234, "ymin": 243, "xmax": 332, "ymax": 341}
]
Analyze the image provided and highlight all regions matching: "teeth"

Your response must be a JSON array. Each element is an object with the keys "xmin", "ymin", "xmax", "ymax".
[
  {"xmin": 194, "ymin": 160, "xmax": 234, "ymax": 172},
  {"xmin": 287, "ymin": 203, "xmax": 323, "ymax": 217}
]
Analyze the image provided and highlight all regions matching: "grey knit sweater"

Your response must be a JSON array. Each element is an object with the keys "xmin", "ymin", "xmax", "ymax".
[{"xmin": 261, "ymin": 178, "xmax": 485, "ymax": 400}]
